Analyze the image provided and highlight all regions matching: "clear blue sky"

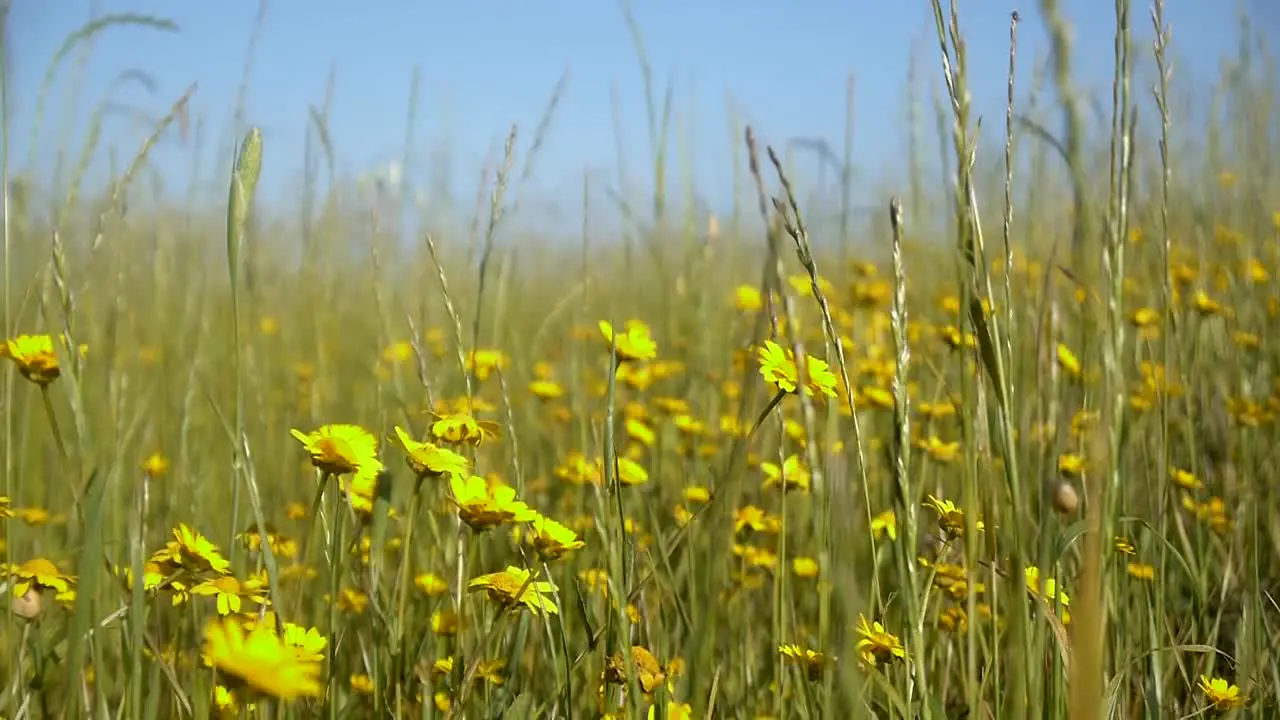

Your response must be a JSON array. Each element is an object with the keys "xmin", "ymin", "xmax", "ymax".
[{"xmin": 7, "ymin": 0, "xmax": 1255, "ymax": 234}]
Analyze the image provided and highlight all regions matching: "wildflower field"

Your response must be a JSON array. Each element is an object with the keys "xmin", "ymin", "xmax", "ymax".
[{"xmin": 2, "ymin": 2, "xmax": 1278, "ymax": 718}]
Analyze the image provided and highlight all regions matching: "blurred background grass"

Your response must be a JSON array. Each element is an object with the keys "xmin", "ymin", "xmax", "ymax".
[{"xmin": 3, "ymin": 1, "xmax": 1280, "ymax": 718}]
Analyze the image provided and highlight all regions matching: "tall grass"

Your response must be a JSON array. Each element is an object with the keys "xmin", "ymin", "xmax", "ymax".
[{"xmin": 1, "ymin": 2, "xmax": 1278, "ymax": 719}]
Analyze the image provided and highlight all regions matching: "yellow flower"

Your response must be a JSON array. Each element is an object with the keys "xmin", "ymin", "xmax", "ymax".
[
  {"xmin": 853, "ymin": 280, "xmax": 890, "ymax": 307},
  {"xmin": 851, "ymin": 260, "xmax": 878, "ymax": 278},
  {"xmin": 327, "ymin": 587, "xmax": 368, "ymax": 614},
  {"xmin": 792, "ymin": 557, "xmax": 819, "ymax": 579},
  {"xmin": 859, "ymin": 385, "xmax": 894, "ymax": 410},
  {"xmin": 143, "ymin": 452, "xmax": 169, "ymax": 478},
  {"xmin": 213, "ymin": 684, "xmax": 252, "ymax": 718},
  {"xmin": 683, "ymin": 485, "xmax": 711, "ymax": 504},
  {"xmin": 917, "ymin": 435, "xmax": 961, "ymax": 464},
  {"xmin": 1198, "ymin": 675, "xmax": 1245, "ymax": 710},
  {"xmin": 281, "ymin": 623, "xmax": 327, "ymax": 663},
  {"xmin": 0, "ymin": 496, "xmax": 10, "ymax": 520},
  {"xmin": 450, "ymin": 475, "xmax": 536, "ymax": 531},
  {"xmin": 529, "ymin": 379, "xmax": 565, "ymax": 400},
  {"xmin": 924, "ymin": 494, "xmax": 984, "ymax": 536},
  {"xmin": 118, "ymin": 561, "xmax": 166, "ymax": 593},
  {"xmin": 430, "ymin": 413, "xmax": 501, "ymax": 447},
  {"xmin": 381, "ymin": 341, "xmax": 414, "ymax": 364},
  {"xmin": 437, "ymin": 394, "xmax": 496, "ymax": 415},
  {"xmin": 465, "ymin": 349, "xmax": 509, "ymax": 381},
  {"xmin": 616, "ymin": 362, "xmax": 655, "ymax": 391},
  {"xmin": 761, "ymin": 454, "xmax": 810, "ymax": 493},
  {"xmin": 191, "ymin": 576, "xmax": 267, "ymax": 616},
  {"xmin": 918, "ymin": 401, "xmax": 956, "ymax": 420},
  {"xmin": 555, "ymin": 451, "xmax": 602, "ymax": 486},
  {"xmin": 1126, "ymin": 562, "xmax": 1155, "ymax": 581},
  {"xmin": 1130, "ymin": 307, "xmax": 1159, "ymax": 328},
  {"xmin": 289, "ymin": 424, "xmax": 382, "ymax": 477},
  {"xmin": 1233, "ymin": 330, "xmax": 1260, "ymax": 350},
  {"xmin": 350, "ymin": 674, "xmax": 374, "ymax": 695},
  {"xmin": 733, "ymin": 505, "xmax": 779, "ymax": 534},
  {"xmin": 1191, "ymin": 290, "xmax": 1223, "ymax": 316},
  {"xmin": 625, "ymin": 418, "xmax": 656, "ymax": 448},
  {"xmin": 468, "ymin": 566, "xmax": 559, "ymax": 616},
  {"xmin": 757, "ymin": 340, "xmax": 837, "ymax": 397},
  {"xmin": 338, "ymin": 471, "xmax": 389, "ymax": 516},
  {"xmin": 733, "ymin": 285, "xmax": 763, "ymax": 312},
  {"xmin": 151, "ymin": 524, "xmax": 231, "ymax": 576},
  {"xmin": 3, "ymin": 334, "xmax": 60, "ymax": 385},
  {"xmin": 1024, "ymin": 565, "xmax": 1071, "ymax": 625},
  {"xmin": 871, "ymin": 509, "xmax": 897, "ymax": 541},
  {"xmin": 525, "ymin": 514, "xmax": 586, "ymax": 561},
  {"xmin": 1056, "ymin": 343, "xmax": 1082, "ymax": 378},
  {"xmin": 1075, "ymin": 410, "xmax": 1105, "ymax": 433},
  {"xmin": 474, "ymin": 659, "xmax": 506, "ymax": 686},
  {"xmin": 1057, "ymin": 453, "xmax": 1086, "ymax": 477},
  {"xmin": 168, "ymin": 580, "xmax": 192, "ymax": 606},
  {"xmin": 788, "ymin": 273, "xmax": 835, "ymax": 297},
  {"xmin": 672, "ymin": 414, "xmax": 706, "ymax": 437},
  {"xmin": 578, "ymin": 568, "xmax": 610, "ymax": 597},
  {"xmin": 928, "ymin": 562, "xmax": 982, "ymax": 598},
  {"xmin": 779, "ymin": 643, "xmax": 832, "ymax": 681},
  {"xmin": 393, "ymin": 426, "xmax": 469, "ymax": 479},
  {"xmin": 431, "ymin": 657, "xmax": 455, "ymax": 678},
  {"xmin": 654, "ymin": 396, "xmax": 689, "ymax": 415},
  {"xmin": 16, "ymin": 506, "xmax": 50, "ymax": 526},
  {"xmin": 938, "ymin": 606, "xmax": 968, "ymax": 633},
  {"xmin": 854, "ymin": 614, "xmax": 906, "ymax": 668},
  {"xmin": 1170, "ymin": 466, "xmax": 1202, "ymax": 490},
  {"xmin": 415, "ymin": 573, "xmax": 449, "ymax": 596},
  {"xmin": 238, "ymin": 524, "xmax": 298, "ymax": 560},
  {"xmin": 603, "ymin": 646, "xmax": 667, "ymax": 693},
  {"xmin": 1243, "ymin": 257, "xmax": 1270, "ymax": 284},
  {"xmin": 202, "ymin": 617, "xmax": 322, "ymax": 700},
  {"xmin": 614, "ymin": 456, "xmax": 650, "ymax": 486},
  {"xmin": 9, "ymin": 558, "xmax": 74, "ymax": 597},
  {"xmin": 940, "ymin": 325, "xmax": 977, "ymax": 350},
  {"xmin": 431, "ymin": 609, "xmax": 458, "ymax": 635},
  {"xmin": 599, "ymin": 320, "xmax": 658, "ymax": 362},
  {"xmin": 733, "ymin": 543, "xmax": 778, "ymax": 571}
]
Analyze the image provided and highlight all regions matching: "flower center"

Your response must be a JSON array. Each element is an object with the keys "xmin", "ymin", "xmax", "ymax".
[{"xmin": 314, "ymin": 437, "xmax": 357, "ymax": 472}]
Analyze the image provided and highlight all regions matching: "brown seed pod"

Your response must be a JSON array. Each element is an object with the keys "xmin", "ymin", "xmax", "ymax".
[
  {"xmin": 12, "ymin": 588, "xmax": 43, "ymax": 620},
  {"xmin": 1051, "ymin": 480, "xmax": 1080, "ymax": 515}
]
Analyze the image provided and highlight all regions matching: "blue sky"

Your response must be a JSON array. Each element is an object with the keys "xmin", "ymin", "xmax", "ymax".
[{"xmin": 7, "ymin": 0, "xmax": 1254, "ymax": 234}]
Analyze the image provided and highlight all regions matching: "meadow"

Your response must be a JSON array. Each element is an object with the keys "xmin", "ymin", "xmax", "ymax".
[{"xmin": 2, "ymin": 1, "xmax": 1278, "ymax": 718}]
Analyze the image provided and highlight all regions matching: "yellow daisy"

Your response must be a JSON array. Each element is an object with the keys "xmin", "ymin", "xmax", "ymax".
[
  {"xmin": 289, "ymin": 424, "xmax": 382, "ymax": 477},
  {"xmin": 779, "ymin": 643, "xmax": 833, "ymax": 681},
  {"xmin": 9, "ymin": 558, "xmax": 75, "ymax": 597},
  {"xmin": 3, "ymin": 334, "xmax": 60, "ymax": 385},
  {"xmin": 757, "ymin": 340, "xmax": 837, "ymax": 397},
  {"xmin": 450, "ymin": 474, "xmax": 537, "ymax": 531},
  {"xmin": 599, "ymin": 320, "xmax": 658, "ymax": 362},
  {"xmin": 467, "ymin": 566, "xmax": 558, "ymax": 616},
  {"xmin": 525, "ymin": 514, "xmax": 587, "ymax": 560},
  {"xmin": 191, "ymin": 575, "xmax": 268, "ymax": 616},
  {"xmin": 202, "ymin": 617, "xmax": 322, "ymax": 700},
  {"xmin": 1198, "ymin": 675, "xmax": 1246, "ymax": 710},
  {"xmin": 430, "ymin": 412, "xmax": 501, "ymax": 446},
  {"xmin": 854, "ymin": 614, "xmax": 907, "ymax": 668},
  {"xmin": 393, "ymin": 426, "xmax": 469, "ymax": 480}
]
